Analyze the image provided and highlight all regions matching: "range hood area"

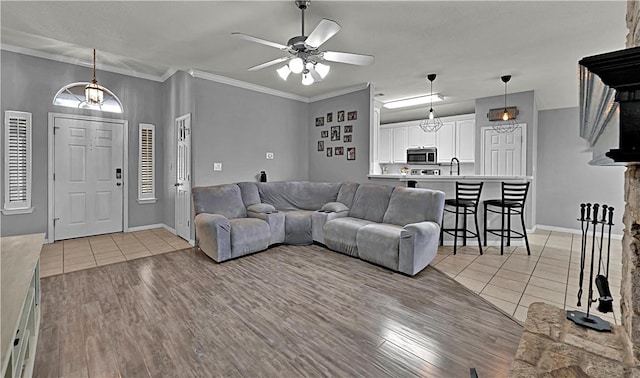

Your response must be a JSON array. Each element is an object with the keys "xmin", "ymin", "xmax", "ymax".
[{"xmin": 579, "ymin": 45, "xmax": 640, "ymax": 165}]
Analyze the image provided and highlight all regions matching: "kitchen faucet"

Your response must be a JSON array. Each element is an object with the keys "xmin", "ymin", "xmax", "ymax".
[{"xmin": 450, "ymin": 157, "xmax": 460, "ymax": 176}]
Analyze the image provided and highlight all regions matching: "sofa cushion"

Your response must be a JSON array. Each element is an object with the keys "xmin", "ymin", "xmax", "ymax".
[
  {"xmin": 336, "ymin": 182, "xmax": 359, "ymax": 208},
  {"xmin": 237, "ymin": 182, "xmax": 261, "ymax": 207},
  {"xmin": 383, "ymin": 187, "xmax": 446, "ymax": 226},
  {"xmin": 323, "ymin": 217, "xmax": 374, "ymax": 257},
  {"xmin": 357, "ymin": 223, "xmax": 403, "ymax": 271},
  {"xmin": 257, "ymin": 181, "xmax": 341, "ymax": 210},
  {"xmin": 320, "ymin": 202, "xmax": 349, "ymax": 213},
  {"xmin": 281, "ymin": 209, "xmax": 315, "ymax": 245},
  {"xmin": 229, "ymin": 218, "xmax": 270, "ymax": 258},
  {"xmin": 247, "ymin": 203, "xmax": 276, "ymax": 214},
  {"xmin": 192, "ymin": 184, "xmax": 247, "ymax": 219},
  {"xmin": 348, "ymin": 184, "xmax": 394, "ymax": 222}
]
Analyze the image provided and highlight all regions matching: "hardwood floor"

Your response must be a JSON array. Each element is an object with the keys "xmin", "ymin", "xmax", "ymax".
[{"xmin": 34, "ymin": 244, "xmax": 523, "ymax": 377}]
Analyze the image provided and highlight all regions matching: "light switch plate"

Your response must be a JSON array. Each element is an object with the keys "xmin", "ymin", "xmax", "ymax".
[
  {"xmin": 266, "ymin": 152, "xmax": 274, "ymax": 160},
  {"xmin": 213, "ymin": 162, "xmax": 222, "ymax": 171}
]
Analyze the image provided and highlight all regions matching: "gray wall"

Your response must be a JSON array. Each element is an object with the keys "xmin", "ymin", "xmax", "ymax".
[
  {"xmin": 537, "ymin": 107, "xmax": 625, "ymax": 234},
  {"xmin": 475, "ymin": 90, "xmax": 537, "ymax": 176},
  {"xmin": 161, "ymin": 70, "xmax": 194, "ymax": 229},
  {"xmin": 0, "ymin": 50, "xmax": 164, "ymax": 237},
  {"xmin": 308, "ymin": 86, "xmax": 371, "ymax": 183},
  {"xmin": 192, "ymin": 78, "xmax": 309, "ymax": 187}
]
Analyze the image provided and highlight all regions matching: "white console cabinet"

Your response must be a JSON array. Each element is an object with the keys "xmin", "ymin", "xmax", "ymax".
[{"xmin": 1, "ymin": 234, "xmax": 43, "ymax": 378}]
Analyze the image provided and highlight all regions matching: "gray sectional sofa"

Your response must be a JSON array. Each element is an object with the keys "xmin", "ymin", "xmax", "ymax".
[{"xmin": 192, "ymin": 181, "xmax": 445, "ymax": 276}]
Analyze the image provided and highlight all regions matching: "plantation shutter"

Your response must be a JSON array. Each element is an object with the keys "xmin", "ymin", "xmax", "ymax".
[
  {"xmin": 138, "ymin": 124, "xmax": 155, "ymax": 202},
  {"xmin": 4, "ymin": 111, "xmax": 32, "ymax": 210}
]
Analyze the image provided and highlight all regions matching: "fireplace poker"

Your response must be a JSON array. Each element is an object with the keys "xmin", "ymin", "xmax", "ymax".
[
  {"xmin": 577, "ymin": 203, "xmax": 590, "ymax": 307},
  {"xmin": 596, "ymin": 206, "xmax": 614, "ymax": 314},
  {"xmin": 586, "ymin": 203, "xmax": 600, "ymax": 318}
]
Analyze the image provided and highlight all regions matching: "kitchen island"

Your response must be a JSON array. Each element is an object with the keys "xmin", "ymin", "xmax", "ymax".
[{"xmin": 368, "ymin": 174, "xmax": 534, "ymax": 247}]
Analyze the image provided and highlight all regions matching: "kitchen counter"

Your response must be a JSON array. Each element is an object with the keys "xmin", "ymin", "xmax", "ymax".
[{"xmin": 368, "ymin": 174, "xmax": 532, "ymax": 182}]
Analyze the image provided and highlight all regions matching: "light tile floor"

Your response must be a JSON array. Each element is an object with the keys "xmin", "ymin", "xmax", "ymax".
[
  {"xmin": 39, "ymin": 228, "xmax": 192, "ymax": 277},
  {"xmin": 433, "ymin": 229, "xmax": 622, "ymax": 325}
]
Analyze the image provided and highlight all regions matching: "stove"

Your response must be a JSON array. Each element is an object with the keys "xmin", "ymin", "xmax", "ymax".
[{"xmin": 410, "ymin": 168, "xmax": 441, "ymax": 176}]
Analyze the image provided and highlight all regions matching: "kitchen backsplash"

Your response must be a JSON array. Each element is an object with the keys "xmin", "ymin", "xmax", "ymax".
[{"xmin": 380, "ymin": 162, "xmax": 475, "ymax": 176}]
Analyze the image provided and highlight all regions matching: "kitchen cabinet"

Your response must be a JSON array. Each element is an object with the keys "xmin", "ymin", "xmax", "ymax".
[
  {"xmin": 456, "ymin": 119, "xmax": 475, "ymax": 162},
  {"xmin": 378, "ymin": 128, "xmax": 393, "ymax": 163},
  {"xmin": 408, "ymin": 124, "xmax": 436, "ymax": 148},
  {"xmin": 392, "ymin": 126, "xmax": 408, "ymax": 163},
  {"xmin": 436, "ymin": 122, "xmax": 456, "ymax": 163}
]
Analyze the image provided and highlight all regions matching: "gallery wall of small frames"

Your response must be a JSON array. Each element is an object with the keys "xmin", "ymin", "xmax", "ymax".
[{"xmin": 316, "ymin": 110, "xmax": 356, "ymax": 161}]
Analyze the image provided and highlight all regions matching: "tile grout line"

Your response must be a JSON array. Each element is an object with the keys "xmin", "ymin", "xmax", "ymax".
[{"xmin": 510, "ymin": 231, "xmax": 550, "ymax": 315}]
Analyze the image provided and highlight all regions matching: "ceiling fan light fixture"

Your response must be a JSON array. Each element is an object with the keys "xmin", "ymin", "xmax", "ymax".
[
  {"xmin": 301, "ymin": 71, "xmax": 314, "ymax": 85},
  {"xmin": 85, "ymin": 49, "xmax": 104, "ymax": 105},
  {"xmin": 277, "ymin": 65, "xmax": 291, "ymax": 80},
  {"xmin": 314, "ymin": 62, "xmax": 330, "ymax": 79},
  {"xmin": 289, "ymin": 57, "xmax": 304, "ymax": 74}
]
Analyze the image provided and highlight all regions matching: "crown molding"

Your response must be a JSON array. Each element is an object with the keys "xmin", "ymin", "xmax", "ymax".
[
  {"xmin": 308, "ymin": 83, "xmax": 370, "ymax": 103},
  {"xmin": 188, "ymin": 69, "xmax": 309, "ymax": 103},
  {"xmin": 1, "ymin": 43, "xmax": 169, "ymax": 82}
]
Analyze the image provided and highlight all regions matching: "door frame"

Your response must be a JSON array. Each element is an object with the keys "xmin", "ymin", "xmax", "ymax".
[
  {"xmin": 174, "ymin": 113, "xmax": 193, "ymax": 243},
  {"xmin": 479, "ymin": 123, "xmax": 527, "ymax": 176},
  {"xmin": 47, "ymin": 112, "xmax": 129, "ymax": 243}
]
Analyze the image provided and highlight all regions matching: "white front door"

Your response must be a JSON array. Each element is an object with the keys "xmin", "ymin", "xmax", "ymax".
[
  {"xmin": 53, "ymin": 116, "xmax": 124, "ymax": 240},
  {"xmin": 481, "ymin": 125, "xmax": 526, "ymax": 176},
  {"xmin": 175, "ymin": 114, "xmax": 192, "ymax": 241}
]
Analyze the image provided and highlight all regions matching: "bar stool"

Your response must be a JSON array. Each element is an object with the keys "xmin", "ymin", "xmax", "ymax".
[
  {"xmin": 440, "ymin": 182, "xmax": 484, "ymax": 255},
  {"xmin": 483, "ymin": 182, "xmax": 531, "ymax": 255}
]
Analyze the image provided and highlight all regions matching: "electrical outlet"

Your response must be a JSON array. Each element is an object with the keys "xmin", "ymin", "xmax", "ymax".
[
  {"xmin": 266, "ymin": 152, "xmax": 274, "ymax": 160},
  {"xmin": 213, "ymin": 162, "xmax": 222, "ymax": 171}
]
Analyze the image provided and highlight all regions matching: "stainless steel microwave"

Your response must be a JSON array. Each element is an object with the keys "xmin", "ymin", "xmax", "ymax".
[{"xmin": 406, "ymin": 147, "xmax": 437, "ymax": 165}]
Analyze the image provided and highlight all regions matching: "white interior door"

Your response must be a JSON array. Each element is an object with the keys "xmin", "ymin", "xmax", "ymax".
[
  {"xmin": 53, "ymin": 117, "xmax": 124, "ymax": 240},
  {"xmin": 175, "ymin": 114, "xmax": 192, "ymax": 241},
  {"xmin": 481, "ymin": 125, "xmax": 526, "ymax": 176}
]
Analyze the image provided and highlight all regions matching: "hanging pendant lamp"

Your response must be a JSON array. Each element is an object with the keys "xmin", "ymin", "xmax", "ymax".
[
  {"xmin": 85, "ymin": 49, "xmax": 104, "ymax": 105},
  {"xmin": 490, "ymin": 75, "xmax": 519, "ymax": 133},
  {"xmin": 419, "ymin": 74, "xmax": 444, "ymax": 132}
]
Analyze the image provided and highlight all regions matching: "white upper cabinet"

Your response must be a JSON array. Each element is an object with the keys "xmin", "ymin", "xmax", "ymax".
[
  {"xmin": 378, "ymin": 127, "xmax": 393, "ymax": 163},
  {"xmin": 436, "ymin": 121, "xmax": 456, "ymax": 163},
  {"xmin": 408, "ymin": 124, "xmax": 436, "ymax": 148},
  {"xmin": 456, "ymin": 119, "xmax": 476, "ymax": 162},
  {"xmin": 392, "ymin": 126, "xmax": 408, "ymax": 163}
]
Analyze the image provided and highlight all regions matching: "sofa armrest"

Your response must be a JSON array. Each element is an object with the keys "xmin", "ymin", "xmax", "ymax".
[
  {"xmin": 320, "ymin": 201, "xmax": 349, "ymax": 213},
  {"xmin": 247, "ymin": 203, "xmax": 277, "ymax": 214},
  {"xmin": 194, "ymin": 213, "xmax": 232, "ymax": 262},
  {"xmin": 312, "ymin": 209, "xmax": 349, "ymax": 244},
  {"xmin": 398, "ymin": 221, "xmax": 440, "ymax": 276},
  {"xmin": 248, "ymin": 211, "xmax": 285, "ymax": 245}
]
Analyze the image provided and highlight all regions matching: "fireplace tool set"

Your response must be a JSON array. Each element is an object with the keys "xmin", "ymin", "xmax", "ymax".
[{"xmin": 567, "ymin": 203, "xmax": 615, "ymax": 332}]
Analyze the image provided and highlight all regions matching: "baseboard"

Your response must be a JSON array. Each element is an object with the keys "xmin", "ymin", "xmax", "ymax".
[
  {"xmin": 128, "ymin": 223, "xmax": 166, "ymax": 232},
  {"xmin": 535, "ymin": 224, "xmax": 623, "ymax": 240},
  {"xmin": 162, "ymin": 224, "xmax": 176, "ymax": 234}
]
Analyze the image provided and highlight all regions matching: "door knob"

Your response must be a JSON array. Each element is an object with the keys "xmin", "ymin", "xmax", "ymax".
[
  {"xmin": 174, "ymin": 183, "xmax": 181, "ymax": 187},
  {"xmin": 116, "ymin": 183, "xmax": 122, "ymax": 186}
]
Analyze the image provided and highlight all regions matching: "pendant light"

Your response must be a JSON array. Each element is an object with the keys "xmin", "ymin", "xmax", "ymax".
[
  {"xmin": 85, "ymin": 49, "xmax": 104, "ymax": 105},
  {"xmin": 419, "ymin": 74, "xmax": 444, "ymax": 132},
  {"xmin": 491, "ymin": 75, "xmax": 518, "ymax": 133}
]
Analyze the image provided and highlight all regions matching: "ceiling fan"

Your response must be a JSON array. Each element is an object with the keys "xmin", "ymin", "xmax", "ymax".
[{"xmin": 232, "ymin": 0, "xmax": 375, "ymax": 85}]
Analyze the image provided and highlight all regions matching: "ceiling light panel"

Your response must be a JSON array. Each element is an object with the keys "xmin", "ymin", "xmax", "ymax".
[{"xmin": 383, "ymin": 94, "xmax": 444, "ymax": 109}]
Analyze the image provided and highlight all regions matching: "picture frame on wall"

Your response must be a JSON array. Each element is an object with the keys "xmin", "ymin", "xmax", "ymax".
[
  {"xmin": 337, "ymin": 110, "xmax": 345, "ymax": 122},
  {"xmin": 317, "ymin": 141, "xmax": 324, "ymax": 151},
  {"xmin": 326, "ymin": 112, "xmax": 333, "ymax": 122},
  {"xmin": 321, "ymin": 130, "xmax": 328, "ymax": 138},
  {"xmin": 347, "ymin": 147, "xmax": 356, "ymax": 160},
  {"xmin": 347, "ymin": 111, "xmax": 357, "ymax": 121},
  {"xmin": 343, "ymin": 135, "xmax": 352, "ymax": 143},
  {"xmin": 344, "ymin": 125, "xmax": 353, "ymax": 133},
  {"xmin": 335, "ymin": 147, "xmax": 344, "ymax": 156},
  {"xmin": 326, "ymin": 147, "xmax": 333, "ymax": 157},
  {"xmin": 315, "ymin": 116, "xmax": 324, "ymax": 127},
  {"xmin": 331, "ymin": 125, "xmax": 340, "ymax": 141}
]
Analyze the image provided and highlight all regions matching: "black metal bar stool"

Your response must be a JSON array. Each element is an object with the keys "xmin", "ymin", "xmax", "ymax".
[
  {"xmin": 440, "ymin": 182, "xmax": 484, "ymax": 255},
  {"xmin": 483, "ymin": 182, "xmax": 531, "ymax": 255}
]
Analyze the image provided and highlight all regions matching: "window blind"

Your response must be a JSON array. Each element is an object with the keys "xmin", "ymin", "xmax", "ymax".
[
  {"xmin": 138, "ymin": 124, "xmax": 155, "ymax": 202},
  {"xmin": 4, "ymin": 111, "xmax": 32, "ymax": 210}
]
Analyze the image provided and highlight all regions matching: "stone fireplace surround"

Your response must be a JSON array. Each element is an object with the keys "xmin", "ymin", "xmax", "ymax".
[{"xmin": 509, "ymin": 2, "xmax": 640, "ymax": 376}]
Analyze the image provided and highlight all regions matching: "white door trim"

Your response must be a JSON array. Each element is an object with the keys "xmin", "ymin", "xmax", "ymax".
[
  {"xmin": 479, "ymin": 123, "xmax": 527, "ymax": 176},
  {"xmin": 47, "ymin": 112, "xmax": 129, "ymax": 243}
]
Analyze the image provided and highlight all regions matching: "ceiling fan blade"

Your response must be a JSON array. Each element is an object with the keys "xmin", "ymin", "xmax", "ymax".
[
  {"xmin": 305, "ymin": 19, "xmax": 341, "ymax": 49},
  {"xmin": 308, "ymin": 67, "xmax": 323, "ymax": 82},
  {"xmin": 322, "ymin": 51, "xmax": 375, "ymax": 66},
  {"xmin": 248, "ymin": 57, "xmax": 290, "ymax": 71},
  {"xmin": 231, "ymin": 32, "xmax": 288, "ymax": 50}
]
